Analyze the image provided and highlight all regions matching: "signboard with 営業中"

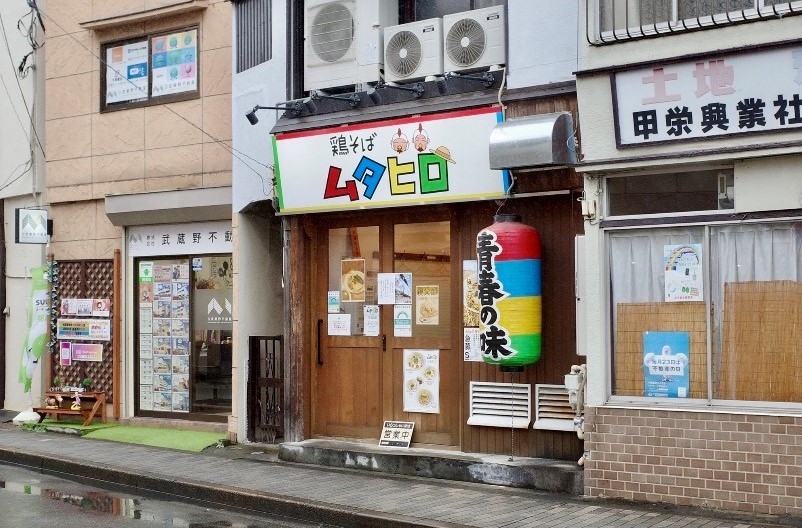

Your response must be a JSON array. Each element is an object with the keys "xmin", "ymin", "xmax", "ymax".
[
  {"xmin": 614, "ymin": 46, "xmax": 802, "ymax": 146},
  {"xmin": 272, "ymin": 106, "xmax": 510, "ymax": 214}
]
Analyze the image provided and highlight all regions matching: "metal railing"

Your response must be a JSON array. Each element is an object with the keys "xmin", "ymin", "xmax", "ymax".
[
  {"xmin": 587, "ymin": 0, "xmax": 802, "ymax": 44},
  {"xmin": 247, "ymin": 335, "xmax": 284, "ymax": 443}
]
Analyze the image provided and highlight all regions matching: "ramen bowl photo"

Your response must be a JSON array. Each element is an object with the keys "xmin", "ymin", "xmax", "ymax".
[
  {"xmin": 407, "ymin": 351, "xmax": 424, "ymax": 370},
  {"xmin": 341, "ymin": 270, "xmax": 365, "ymax": 301},
  {"xmin": 418, "ymin": 389, "xmax": 433, "ymax": 406}
]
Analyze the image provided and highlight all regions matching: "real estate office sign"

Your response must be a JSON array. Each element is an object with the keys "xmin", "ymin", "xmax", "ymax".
[
  {"xmin": 271, "ymin": 106, "xmax": 510, "ymax": 214},
  {"xmin": 613, "ymin": 45, "xmax": 802, "ymax": 146}
]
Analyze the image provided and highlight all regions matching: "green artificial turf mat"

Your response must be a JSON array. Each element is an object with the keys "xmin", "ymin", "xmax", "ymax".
[
  {"xmin": 83, "ymin": 425, "xmax": 223, "ymax": 452},
  {"xmin": 39, "ymin": 419, "xmax": 119, "ymax": 432}
]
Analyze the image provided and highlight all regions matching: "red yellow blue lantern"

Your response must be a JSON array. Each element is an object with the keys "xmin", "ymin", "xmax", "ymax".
[{"xmin": 476, "ymin": 214, "xmax": 542, "ymax": 370}]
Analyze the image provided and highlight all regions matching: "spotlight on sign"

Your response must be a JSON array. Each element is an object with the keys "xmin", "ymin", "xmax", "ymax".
[{"xmin": 476, "ymin": 214, "xmax": 542, "ymax": 371}]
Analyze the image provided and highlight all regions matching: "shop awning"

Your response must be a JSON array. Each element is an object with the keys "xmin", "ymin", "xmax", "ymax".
[
  {"xmin": 105, "ymin": 186, "xmax": 231, "ymax": 226},
  {"xmin": 489, "ymin": 112, "xmax": 578, "ymax": 170}
]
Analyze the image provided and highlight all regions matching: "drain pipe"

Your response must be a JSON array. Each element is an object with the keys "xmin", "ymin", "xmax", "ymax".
[{"xmin": 564, "ymin": 363, "xmax": 586, "ymax": 465}]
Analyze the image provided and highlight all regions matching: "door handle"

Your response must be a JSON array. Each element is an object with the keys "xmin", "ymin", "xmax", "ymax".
[
  {"xmin": 382, "ymin": 334, "xmax": 386, "ymax": 352},
  {"xmin": 317, "ymin": 319, "xmax": 323, "ymax": 365}
]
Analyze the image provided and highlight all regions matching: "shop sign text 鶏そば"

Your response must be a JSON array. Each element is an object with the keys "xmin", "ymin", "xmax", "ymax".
[{"xmin": 272, "ymin": 107, "xmax": 509, "ymax": 214}]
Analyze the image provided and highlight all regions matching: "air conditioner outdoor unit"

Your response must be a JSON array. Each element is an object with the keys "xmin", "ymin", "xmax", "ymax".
[
  {"xmin": 442, "ymin": 6, "xmax": 506, "ymax": 74},
  {"xmin": 304, "ymin": 0, "xmax": 398, "ymax": 92},
  {"xmin": 384, "ymin": 18, "xmax": 443, "ymax": 83}
]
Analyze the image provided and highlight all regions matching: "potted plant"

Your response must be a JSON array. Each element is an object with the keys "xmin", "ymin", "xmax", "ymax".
[
  {"xmin": 81, "ymin": 377, "xmax": 93, "ymax": 391},
  {"xmin": 50, "ymin": 376, "xmax": 61, "ymax": 392}
]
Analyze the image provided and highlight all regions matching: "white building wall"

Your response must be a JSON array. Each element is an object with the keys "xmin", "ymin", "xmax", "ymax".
[
  {"xmin": 507, "ymin": 0, "xmax": 578, "ymax": 89},
  {"xmin": 0, "ymin": 1, "xmax": 46, "ymax": 411},
  {"xmin": 231, "ymin": 0, "xmax": 288, "ymax": 441}
]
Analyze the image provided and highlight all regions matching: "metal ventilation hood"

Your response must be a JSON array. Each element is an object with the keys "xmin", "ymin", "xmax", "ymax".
[{"xmin": 489, "ymin": 111, "xmax": 578, "ymax": 170}]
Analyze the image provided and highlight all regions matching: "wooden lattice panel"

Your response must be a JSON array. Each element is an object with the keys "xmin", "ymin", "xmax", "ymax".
[
  {"xmin": 50, "ymin": 260, "xmax": 115, "ymax": 402},
  {"xmin": 614, "ymin": 302, "xmax": 707, "ymax": 398}
]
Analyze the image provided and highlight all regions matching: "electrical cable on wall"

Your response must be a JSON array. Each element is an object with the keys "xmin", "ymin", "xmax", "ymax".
[{"xmin": 39, "ymin": 9, "xmax": 277, "ymax": 199}]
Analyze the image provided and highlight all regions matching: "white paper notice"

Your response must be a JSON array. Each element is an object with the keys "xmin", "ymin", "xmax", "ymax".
[
  {"xmin": 364, "ymin": 305, "xmax": 380, "ymax": 336},
  {"xmin": 140, "ymin": 334, "xmax": 153, "ymax": 359},
  {"xmin": 328, "ymin": 314, "xmax": 352, "ymax": 336},
  {"xmin": 377, "ymin": 273, "xmax": 395, "ymax": 305},
  {"xmin": 463, "ymin": 327, "xmax": 482, "ymax": 361},
  {"xmin": 403, "ymin": 349, "xmax": 440, "ymax": 413},
  {"xmin": 139, "ymin": 306, "xmax": 153, "ymax": 333},
  {"xmin": 394, "ymin": 305, "xmax": 412, "ymax": 337}
]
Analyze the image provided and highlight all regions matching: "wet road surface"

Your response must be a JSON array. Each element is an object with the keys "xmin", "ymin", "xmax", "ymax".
[{"xmin": 0, "ymin": 462, "xmax": 335, "ymax": 528}]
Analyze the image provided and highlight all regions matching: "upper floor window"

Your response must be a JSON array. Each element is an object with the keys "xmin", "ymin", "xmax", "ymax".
[
  {"xmin": 590, "ymin": 0, "xmax": 802, "ymax": 44},
  {"xmin": 102, "ymin": 27, "xmax": 200, "ymax": 112},
  {"xmin": 606, "ymin": 169, "xmax": 734, "ymax": 217},
  {"xmin": 400, "ymin": 0, "xmax": 505, "ymax": 23},
  {"xmin": 234, "ymin": 0, "xmax": 272, "ymax": 73}
]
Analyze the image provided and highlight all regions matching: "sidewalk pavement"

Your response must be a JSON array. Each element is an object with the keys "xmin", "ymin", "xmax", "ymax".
[{"xmin": 0, "ymin": 425, "xmax": 795, "ymax": 528}]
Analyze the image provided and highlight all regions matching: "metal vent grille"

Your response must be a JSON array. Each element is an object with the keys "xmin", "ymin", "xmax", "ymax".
[
  {"xmin": 533, "ymin": 384, "xmax": 576, "ymax": 431},
  {"xmin": 467, "ymin": 381, "xmax": 531, "ymax": 429},
  {"xmin": 51, "ymin": 260, "xmax": 115, "ymax": 402},
  {"xmin": 235, "ymin": 0, "xmax": 272, "ymax": 73},
  {"xmin": 310, "ymin": 2, "xmax": 354, "ymax": 63},
  {"xmin": 445, "ymin": 18, "xmax": 486, "ymax": 67},
  {"xmin": 385, "ymin": 30, "xmax": 422, "ymax": 77}
]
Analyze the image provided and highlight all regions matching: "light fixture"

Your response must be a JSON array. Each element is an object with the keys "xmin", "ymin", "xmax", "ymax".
[
  {"xmin": 245, "ymin": 102, "xmax": 302, "ymax": 124},
  {"xmin": 445, "ymin": 71, "xmax": 495, "ymax": 88},
  {"xmin": 378, "ymin": 81, "xmax": 425, "ymax": 98},
  {"xmin": 311, "ymin": 91, "xmax": 362, "ymax": 108}
]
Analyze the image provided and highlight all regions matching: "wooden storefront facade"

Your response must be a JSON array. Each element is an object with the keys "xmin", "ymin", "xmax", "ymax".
[{"xmin": 280, "ymin": 94, "xmax": 585, "ymax": 460}]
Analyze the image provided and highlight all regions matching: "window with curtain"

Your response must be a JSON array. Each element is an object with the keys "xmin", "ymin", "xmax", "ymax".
[{"xmin": 609, "ymin": 221, "xmax": 802, "ymax": 404}]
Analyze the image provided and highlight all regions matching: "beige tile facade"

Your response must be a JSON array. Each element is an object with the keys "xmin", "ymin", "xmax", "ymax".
[
  {"xmin": 584, "ymin": 406, "xmax": 802, "ymax": 515},
  {"xmin": 45, "ymin": 0, "xmax": 232, "ymax": 258}
]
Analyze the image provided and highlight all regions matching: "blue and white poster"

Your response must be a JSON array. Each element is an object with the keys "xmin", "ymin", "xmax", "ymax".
[{"xmin": 643, "ymin": 331, "xmax": 690, "ymax": 398}]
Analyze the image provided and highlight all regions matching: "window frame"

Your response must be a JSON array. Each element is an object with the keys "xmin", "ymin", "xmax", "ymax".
[
  {"xmin": 603, "ymin": 215, "xmax": 802, "ymax": 413},
  {"xmin": 100, "ymin": 25, "xmax": 201, "ymax": 113}
]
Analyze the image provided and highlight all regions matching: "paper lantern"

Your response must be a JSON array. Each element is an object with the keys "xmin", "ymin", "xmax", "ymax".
[{"xmin": 476, "ymin": 214, "xmax": 542, "ymax": 370}]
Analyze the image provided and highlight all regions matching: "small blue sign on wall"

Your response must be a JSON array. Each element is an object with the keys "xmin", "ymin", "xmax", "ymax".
[{"xmin": 643, "ymin": 331, "xmax": 690, "ymax": 398}]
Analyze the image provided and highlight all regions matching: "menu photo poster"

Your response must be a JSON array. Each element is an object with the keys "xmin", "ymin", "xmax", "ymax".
[
  {"xmin": 403, "ymin": 349, "xmax": 440, "ymax": 414},
  {"xmin": 415, "ymin": 285, "xmax": 439, "ymax": 326},
  {"xmin": 341, "ymin": 258, "xmax": 366, "ymax": 303},
  {"xmin": 462, "ymin": 260, "xmax": 480, "ymax": 327}
]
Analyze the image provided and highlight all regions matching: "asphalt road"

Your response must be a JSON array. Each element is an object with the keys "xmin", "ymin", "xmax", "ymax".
[{"xmin": 0, "ymin": 462, "xmax": 335, "ymax": 528}]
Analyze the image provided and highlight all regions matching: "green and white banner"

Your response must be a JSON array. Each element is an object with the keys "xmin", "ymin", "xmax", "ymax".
[{"xmin": 19, "ymin": 267, "xmax": 49, "ymax": 393}]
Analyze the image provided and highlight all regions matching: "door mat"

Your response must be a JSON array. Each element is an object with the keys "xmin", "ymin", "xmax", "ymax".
[{"xmin": 83, "ymin": 425, "xmax": 224, "ymax": 452}]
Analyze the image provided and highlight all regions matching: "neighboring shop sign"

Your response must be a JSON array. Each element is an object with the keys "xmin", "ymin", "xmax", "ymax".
[
  {"xmin": 273, "ymin": 106, "xmax": 509, "ymax": 214},
  {"xmin": 15, "ymin": 208, "xmax": 48, "ymax": 244},
  {"xmin": 643, "ymin": 331, "xmax": 690, "ymax": 398},
  {"xmin": 151, "ymin": 30, "xmax": 198, "ymax": 96},
  {"xmin": 105, "ymin": 40, "xmax": 149, "ymax": 105},
  {"xmin": 192, "ymin": 290, "xmax": 233, "ymax": 330},
  {"xmin": 614, "ymin": 46, "xmax": 802, "ymax": 146},
  {"xmin": 128, "ymin": 221, "xmax": 233, "ymax": 257},
  {"xmin": 56, "ymin": 319, "xmax": 111, "ymax": 341}
]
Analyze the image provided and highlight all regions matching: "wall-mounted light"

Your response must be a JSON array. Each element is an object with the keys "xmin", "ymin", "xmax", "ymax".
[
  {"xmin": 311, "ymin": 91, "xmax": 362, "ymax": 108},
  {"xmin": 245, "ymin": 102, "xmax": 302, "ymax": 124}
]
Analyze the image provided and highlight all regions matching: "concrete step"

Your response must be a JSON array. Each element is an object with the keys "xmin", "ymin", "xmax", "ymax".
[{"xmin": 279, "ymin": 439, "xmax": 583, "ymax": 495}]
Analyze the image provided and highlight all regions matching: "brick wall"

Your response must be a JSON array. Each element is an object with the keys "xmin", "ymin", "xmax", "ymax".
[{"xmin": 584, "ymin": 406, "xmax": 802, "ymax": 515}]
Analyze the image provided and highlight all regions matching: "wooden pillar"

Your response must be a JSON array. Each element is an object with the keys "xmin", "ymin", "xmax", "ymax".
[{"xmin": 285, "ymin": 215, "xmax": 311, "ymax": 441}]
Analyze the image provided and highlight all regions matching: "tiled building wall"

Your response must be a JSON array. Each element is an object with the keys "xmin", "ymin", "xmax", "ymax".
[
  {"xmin": 584, "ymin": 406, "xmax": 802, "ymax": 515},
  {"xmin": 45, "ymin": 0, "xmax": 231, "ymax": 259}
]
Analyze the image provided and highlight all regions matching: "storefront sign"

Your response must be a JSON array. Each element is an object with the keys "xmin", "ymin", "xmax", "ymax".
[
  {"xmin": 273, "ymin": 107, "xmax": 509, "ymax": 214},
  {"xmin": 15, "ymin": 208, "xmax": 48, "ymax": 244},
  {"xmin": 477, "ymin": 215, "xmax": 542, "ymax": 368},
  {"xmin": 379, "ymin": 421, "xmax": 414, "ymax": 448},
  {"xmin": 664, "ymin": 244, "xmax": 703, "ymax": 302},
  {"xmin": 56, "ymin": 319, "xmax": 111, "ymax": 341},
  {"xmin": 71, "ymin": 343, "xmax": 104, "ymax": 362},
  {"xmin": 615, "ymin": 46, "xmax": 802, "ymax": 146},
  {"xmin": 643, "ymin": 331, "xmax": 690, "ymax": 398},
  {"xmin": 128, "ymin": 221, "xmax": 232, "ymax": 257},
  {"xmin": 403, "ymin": 349, "xmax": 439, "ymax": 413}
]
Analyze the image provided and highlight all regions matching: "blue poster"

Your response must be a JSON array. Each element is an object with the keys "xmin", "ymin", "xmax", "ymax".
[{"xmin": 643, "ymin": 331, "xmax": 690, "ymax": 398}]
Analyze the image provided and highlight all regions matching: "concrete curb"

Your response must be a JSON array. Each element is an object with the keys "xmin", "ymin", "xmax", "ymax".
[{"xmin": 0, "ymin": 447, "xmax": 464, "ymax": 528}]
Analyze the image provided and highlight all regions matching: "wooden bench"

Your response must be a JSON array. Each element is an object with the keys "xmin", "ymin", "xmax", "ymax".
[{"xmin": 34, "ymin": 391, "xmax": 107, "ymax": 427}]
